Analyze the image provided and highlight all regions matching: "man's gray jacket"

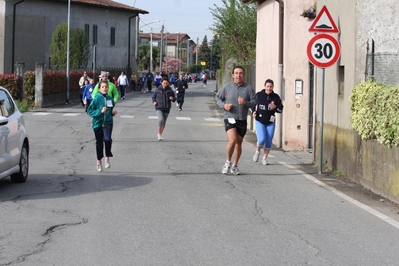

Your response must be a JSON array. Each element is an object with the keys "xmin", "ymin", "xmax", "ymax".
[{"xmin": 215, "ymin": 82, "xmax": 257, "ymax": 120}]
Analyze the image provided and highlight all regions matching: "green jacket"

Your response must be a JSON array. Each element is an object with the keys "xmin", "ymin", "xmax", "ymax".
[
  {"xmin": 91, "ymin": 81, "xmax": 119, "ymax": 102},
  {"xmin": 87, "ymin": 92, "xmax": 115, "ymax": 129}
]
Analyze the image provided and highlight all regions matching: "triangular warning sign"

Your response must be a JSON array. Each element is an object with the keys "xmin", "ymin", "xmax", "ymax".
[{"xmin": 309, "ymin": 5, "xmax": 339, "ymax": 33}]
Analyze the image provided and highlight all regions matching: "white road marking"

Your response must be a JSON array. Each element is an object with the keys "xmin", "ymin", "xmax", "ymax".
[
  {"xmin": 62, "ymin": 113, "xmax": 80, "ymax": 116},
  {"xmin": 176, "ymin": 117, "xmax": 191, "ymax": 120},
  {"xmin": 120, "ymin": 115, "xmax": 134, "ymax": 118},
  {"xmin": 32, "ymin": 113, "xmax": 52, "ymax": 116},
  {"xmin": 204, "ymin": 118, "xmax": 220, "ymax": 122}
]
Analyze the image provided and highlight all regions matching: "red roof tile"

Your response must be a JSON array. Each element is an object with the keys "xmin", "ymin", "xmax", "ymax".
[{"xmin": 64, "ymin": 0, "xmax": 148, "ymax": 14}]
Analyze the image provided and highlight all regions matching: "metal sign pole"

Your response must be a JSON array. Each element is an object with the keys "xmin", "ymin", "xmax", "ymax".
[{"xmin": 318, "ymin": 68, "xmax": 325, "ymax": 174}]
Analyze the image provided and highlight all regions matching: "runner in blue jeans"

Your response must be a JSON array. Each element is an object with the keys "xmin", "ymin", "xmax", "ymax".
[{"xmin": 252, "ymin": 79, "xmax": 284, "ymax": 165}]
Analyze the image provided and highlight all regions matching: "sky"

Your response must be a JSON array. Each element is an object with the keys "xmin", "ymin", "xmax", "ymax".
[{"xmin": 116, "ymin": 0, "xmax": 224, "ymax": 43}]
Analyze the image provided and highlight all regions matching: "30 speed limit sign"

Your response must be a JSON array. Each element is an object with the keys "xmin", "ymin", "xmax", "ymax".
[{"xmin": 307, "ymin": 34, "xmax": 341, "ymax": 68}]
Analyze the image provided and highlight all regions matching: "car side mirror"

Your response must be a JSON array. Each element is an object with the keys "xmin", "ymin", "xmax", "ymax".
[{"xmin": 0, "ymin": 116, "xmax": 8, "ymax": 126}]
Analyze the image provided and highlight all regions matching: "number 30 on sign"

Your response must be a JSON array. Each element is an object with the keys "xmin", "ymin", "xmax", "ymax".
[{"xmin": 307, "ymin": 34, "xmax": 341, "ymax": 68}]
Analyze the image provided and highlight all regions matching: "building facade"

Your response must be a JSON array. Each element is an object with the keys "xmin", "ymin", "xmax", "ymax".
[
  {"xmin": 0, "ymin": 0, "xmax": 148, "ymax": 74},
  {"xmin": 248, "ymin": 0, "xmax": 399, "ymax": 202}
]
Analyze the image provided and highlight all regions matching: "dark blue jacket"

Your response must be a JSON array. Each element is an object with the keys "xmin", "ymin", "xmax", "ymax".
[
  {"xmin": 175, "ymin": 79, "xmax": 188, "ymax": 94},
  {"xmin": 255, "ymin": 90, "xmax": 283, "ymax": 125}
]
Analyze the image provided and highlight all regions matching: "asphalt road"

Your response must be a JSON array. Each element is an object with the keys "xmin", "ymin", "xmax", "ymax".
[{"xmin": 1, "ymin": 80, "xmax": 399, "ymax": 265}]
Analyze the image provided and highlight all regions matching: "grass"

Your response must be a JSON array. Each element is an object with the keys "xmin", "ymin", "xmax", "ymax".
[
  {"xmin": 16, "ymin": 99, "xmax": 30, "ymax": 113},
  {"xmin": 332, "ymin": 169, "xmax": 344, "ymax": 178}
]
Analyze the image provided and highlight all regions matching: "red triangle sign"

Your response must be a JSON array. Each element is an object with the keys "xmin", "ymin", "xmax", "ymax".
[{"xmin": 309, "ymin": 5, "xmax": 339, "ymax": 33}]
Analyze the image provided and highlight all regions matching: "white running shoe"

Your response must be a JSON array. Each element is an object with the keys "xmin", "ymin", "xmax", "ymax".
[
  {"xmin": 221, "ymin": 162, "xmax": 231, "ymax": 174},
  {"xmin": 253, "ymin": 151, "xmax": 260, "ymax": 162},
  {"xmin": 157, "ymin": 134, "xmax": 163, "ymax": 141},
  {"xmin": 262, "ymin": 158, "xmax": 269, "ymax": 165},
  {"xmin": 104, "ymin": 158, "xmax": 111, "ymax": 169},
  {"xmin": 97, "ymin": 161, "xmax": 102, "ymax": 172},
  {"xmin": 230, "ymin": 165, "xmax": 240, "ymax": 175}
]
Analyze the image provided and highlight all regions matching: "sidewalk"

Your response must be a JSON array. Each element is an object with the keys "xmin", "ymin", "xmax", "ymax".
[
  {"xmin": 243, "ymin": 130, "xmax": 399, "ymax": 221},
  {"xmin": 244, "ymin": 131, "xmax": 314, "ymax": 165}
]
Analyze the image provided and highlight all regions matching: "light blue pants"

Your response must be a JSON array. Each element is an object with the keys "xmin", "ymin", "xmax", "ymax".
[{"xmin": 255, "ymin": 120, "xmax": 275, "ymax": 149}]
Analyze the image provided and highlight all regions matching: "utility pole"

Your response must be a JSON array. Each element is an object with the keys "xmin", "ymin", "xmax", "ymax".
[
  {"xmin": 160, "ymin": 24, "xmax": 164, "ymax": 73},
  {"xmin": 150, "ymin": 27, "xmax": 153, "ymax": 72},
  {"xmin": 196, "ymin": 37, "xmax": 198, "ymax": 74},
  {"xmin": 187, "ymin": 39, "xmax": 192, "ymax": 68},
  {"xmin": 66, "ymin": 0, "xmax": 71, "ymax": 104},
  {"xmin": 176, "ymin": 32, "xmax": 180, "ymax": 73}
]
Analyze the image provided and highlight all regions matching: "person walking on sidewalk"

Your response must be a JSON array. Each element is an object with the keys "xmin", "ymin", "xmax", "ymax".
[
  {"xmin": 252, "ymin": 79, "xmax": 283, "ymax": 165},
  {"xmin": 152, "ymin": 77, "xmax": 176, "ymax": 141},
  {"xmin": 87, "ymin": 81, "xmax": 118, "ymax": 172},
  {"xmin": 175, "ymin": 74, "xmax": 188, "ymax": 111},
  {"xmin": 215, "ymin": 66, "xmax": 257, "ymax": 175},
  {"xmin": 117, "ymin": 71, "xmax": 129, "ymax": 100}
]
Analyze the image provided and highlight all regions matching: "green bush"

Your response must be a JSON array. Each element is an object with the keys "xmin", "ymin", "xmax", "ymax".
[
  {"xmin": 15, "ymin": 99, "xmax": 30, "ymax": 112},
  {"xmin": 350, "ymin": 79, "xmax": 399, "ymax": 146}
]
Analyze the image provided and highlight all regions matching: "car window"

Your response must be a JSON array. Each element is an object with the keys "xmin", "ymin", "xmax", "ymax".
[{"xmin": 0, "ymin": 90, "xmax": 15, "ymax": 117}]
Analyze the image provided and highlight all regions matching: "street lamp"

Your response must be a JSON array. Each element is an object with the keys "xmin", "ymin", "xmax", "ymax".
[{"xmin": 159, "ymin": 24, "xmax": 164, "ymax": 73}]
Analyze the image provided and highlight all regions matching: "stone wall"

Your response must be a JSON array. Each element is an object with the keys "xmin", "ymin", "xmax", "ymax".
[{"xmin": 319, "ymin": 123, "xmax": 399, "ymax": 203}]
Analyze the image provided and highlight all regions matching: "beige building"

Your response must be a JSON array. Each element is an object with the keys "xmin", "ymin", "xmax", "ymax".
[{"xmin": 246, "ymin": 0, "xmax": 399, "ymax": 202}]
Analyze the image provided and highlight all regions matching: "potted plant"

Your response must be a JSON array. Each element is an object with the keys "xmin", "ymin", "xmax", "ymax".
[{"xmin": 301, "ymin": 3, "xmax": 316, "ymax": 19}]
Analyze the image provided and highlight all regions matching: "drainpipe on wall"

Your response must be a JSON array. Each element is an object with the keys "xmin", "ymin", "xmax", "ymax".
[
  {"xmin": 12, "ymin": 0, "xmax": 25, "ymax": 73},
  {"xmin": 127, "ymin": 14, "xmax": 138, "ymax": 80},
  {"xmin": 135, "ymin": 16, "xmax": 139, "ymax": 69},
  {"xmin": 275, "ymin": 0, "xmax": 284, "ymax": 148}
]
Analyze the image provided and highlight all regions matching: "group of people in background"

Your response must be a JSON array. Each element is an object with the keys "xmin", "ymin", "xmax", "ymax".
[{"xmin": 80, "ymin": 67, "xmax": 283, "ymax": 175}]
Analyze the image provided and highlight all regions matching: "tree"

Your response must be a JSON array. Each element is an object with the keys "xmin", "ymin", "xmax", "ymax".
[
  {"xmin": 210, "ymin": 35, "xmax": 221, "ymax": 70},
  {"xmin": 138, "ymin": 44, "xmax": 160, "ymax": 71},
  {"xmin": 210, "ymin": 0, "xmax": 257, "ymax": 65},
  {"xmin": 49, "ymin": 23, "xmax": 90, "ymax": 68},
  {"xmin": 162, "ymin": 57, "xmax": 182, "ymax": 73},
  {"xmin": 138, "ymin": 44, "xmax": 150, "ymax": 70},
  {"xmin": 198, "ymin": 35, "xmax": 211, "ymax": 67}
]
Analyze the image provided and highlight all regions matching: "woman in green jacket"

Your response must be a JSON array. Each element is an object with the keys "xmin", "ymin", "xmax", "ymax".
[{"xmin": 87, "ymin": 81, "xmax": 118, "ymax": 172}]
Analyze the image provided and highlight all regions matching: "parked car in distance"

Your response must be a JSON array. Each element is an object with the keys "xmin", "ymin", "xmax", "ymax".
[{"xmin": 0, "ymin": 86, "xmax": 29, "ymax": 183}]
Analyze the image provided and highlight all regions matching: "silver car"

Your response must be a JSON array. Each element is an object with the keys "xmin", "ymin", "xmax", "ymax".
[{"xmin": 0, "ymin": 86, "xmax": 29, "ymax": 182}]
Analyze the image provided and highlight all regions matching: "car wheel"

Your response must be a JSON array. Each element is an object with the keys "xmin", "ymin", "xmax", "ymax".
[{"xmin": 10, "ymin": 142, "xmax": 29, "ymax": 183}]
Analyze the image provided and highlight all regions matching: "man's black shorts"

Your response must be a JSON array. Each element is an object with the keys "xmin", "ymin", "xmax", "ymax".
[{"xmin": 224, "ymin": 119, "xmax": 247, "ymax": 137}]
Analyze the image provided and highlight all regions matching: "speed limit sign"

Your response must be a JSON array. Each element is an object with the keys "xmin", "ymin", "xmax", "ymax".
[{"xmin": 307, "ymin": 34, "xmax": 341, "ymax": 68}]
